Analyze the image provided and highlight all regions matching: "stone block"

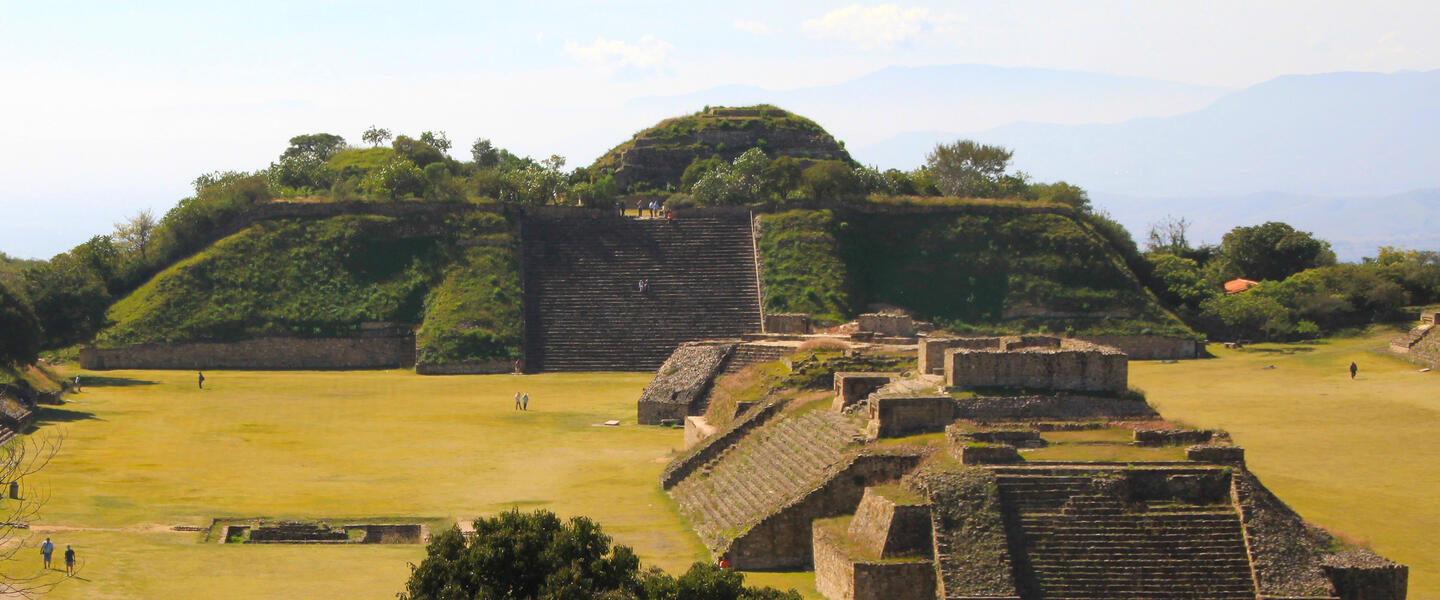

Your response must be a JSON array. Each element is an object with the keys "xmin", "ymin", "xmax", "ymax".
[
  {"xmin": 766, "ymin": 313, "xmax": 812, "ymax": 334},
  {"xmin": 813, "ymin": 518, "xmax": 937, "ymax": 600},
  {"xmin": 684, "ymin": 416, "xmax": 718, "ymax": 449},
  {"xmin": 1322, "ymin": 552, "xmax": 1408, "ymax": 600},
  {"xmin": 917, "ymin": 337, "xmax": 1000, "ymax": 375},
  {"xmin": 1187, "ymin": 445, "xmax": 1245, "ymax": 464},
  {"xmin": 944, "ymin": 341, "xmax": 1128, "ymax": 393},
  {"xmin": 848, "ymin": 488, "xmax": 932, "ymax": 559},
  {"xmin": 1001, "ymin": 335, "xmax": 1061, "ymax": 350},
  {"xmin": 856, "ymin": 314, "xmax": 915, "ymax": 337},
  {"xmin": 866, "ymin": 395, "xmax": 955, "ymax": 438},
  {"xmin": 1134, "ymin": 429, "xmax": 1219, "ymax": 446},
  {"xmin": 832, "ymin": 372, "xmax": 899, "ymax": 412}
]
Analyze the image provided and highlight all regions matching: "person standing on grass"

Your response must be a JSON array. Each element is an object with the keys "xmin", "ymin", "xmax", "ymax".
[
  {"xmin": 73, "ymin": 375, "xmax": 81, "ymax": 392},
  {"xmin": 522, "ymin": 392, "xmax": 529, "ymax": 411},
  {"xmin": 1350, "ymin": 361, "xmax": 1358, "ymax": 379},
  {"xmin": 514, "ymin": 392, "xmax": 522, "ymax": 410},
  {"xmin": 40, "ymin": 537, "xmax": 53, "ymax": 570},
  {"xmin": 198, "ymin": 371, "xmax": 205, "ymax": 389},
  {"xmin": 64, "ymin": 545, "xmax": 75, "ymax": 576}
]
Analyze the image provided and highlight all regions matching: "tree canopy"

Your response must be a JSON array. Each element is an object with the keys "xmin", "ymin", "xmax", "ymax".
[
  {"xmin": 399, "ymin": 508, "xmax": 799, "ymax": 600},
  {"xmin": 0, "ymin": 280, "xmax": 41, "ymax": 366},
  {"xmin": 925, "ymin": 140, "xmax": 1014, "ymax": 197},
  {"xmin": 1217, "ymin": 221, "xmax": 1335, "ymax": 281}
]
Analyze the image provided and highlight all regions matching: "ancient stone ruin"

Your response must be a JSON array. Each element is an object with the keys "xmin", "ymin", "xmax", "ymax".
[
  {"xmin": 1391, "ymin": 310, "xmax": 1440, "ymax": 368},
  {"xmin": 648, "ymin": 335, "xmax": 1408, "ymax": 599}
]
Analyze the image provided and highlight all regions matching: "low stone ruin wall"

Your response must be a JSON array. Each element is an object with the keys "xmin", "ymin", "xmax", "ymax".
[
  {"xmin": 857, "ymin": 314, "xmax": 915, "ymax": 337},
  {"xmin": 918, "ymin": 337, "xmax": 1000, "ymax": 375},
  {"xmin": 765, "ymin": 313, "xmax": 812, "ymax": 334},
  {"xmin": 355, "ymin": 524, "xmax": 424, "ymax": 544},
  {"xmin": 833, "ymin": 372, "xmax": 899, "ymax": 412},
  {"xmin": 80, "ymin": 333, "xmax": 416, "ymax": 370},
  {"xmin": 637, "ymin": 342, "xmax": 735, "ymax": 425},
  {"xmin": 954, "ymin": 394, "xmax": 1158, "ymax": 421},
  {"xmin": 945, "ymin": 340, "xmax": 1128, "ymax": 393},
  {"xmin": 813, "ymin": 527, "xmax": 937, "ymax": 600},
  {"xmin": 867, "ymin": 395, "xmax": 955, "ymax": 438},
  {"xmin": 1134, "ymin": 429, "xmax": 1221, "ymax": 446},
  {"xmin": 1322, "ymin": 552, "xmax": 1408, "ymax": 600},
  {"xmin": 1072, "ymin": 334, "xmax": 1200, "ymax": 360}
]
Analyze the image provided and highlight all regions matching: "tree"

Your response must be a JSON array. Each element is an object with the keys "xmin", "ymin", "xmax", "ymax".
[
  {"xmin": 471, "ymin": 138, "xmax": 499, "ymax": 167},
  {"xmin": 419, "ymin": 131, "xmax": 451, "ymax": 153},
  {"xmin": 0, "ymin": 434, "xmax": 69, "ymax": 596},
  {"xmin": 391, "ymin": 136, "xmax": 446, "ymax": 168},
  {"xmin": 1033, "ymin": 181, "xmax": 1091, "ymax": 212},
  {"xmin": 1146, "ymin": 253, "xmax": 1214, "ymax": 310},
  {"xmin": 925, "ymin": 140, "xmax": 1013, "ymax": 197},
  {"xmin": 281, "ymin": 133, "xmax": 347, "ymax": 160},
  {"xmin": 113, "ymin": 209, "xmax": 158, "ymax": 261},
  {"xmin": 399, "ymin": 508, "xmax": 798, "ymax": 600},
  {"xmin": 21, "ymin": 255, "xmax": 112, "ymax": 347},
  {"xmin": 362, "ymin": 159, "xmax": 426, "ymax": 200},
  {"xmin": 799, "ymin": 161, "xmax": 861, "ymax": 203},
  {"xmin": 1146, "ymin": 215, "xmax": 1193, "ymax": 255},
  {"xmin": 362, "ymin": 125, "xmax": 393, "ymax": 147},
  {"xmin": 1217, "ymin": 222, "xmax": 1336, "ymax": 281},
  {"xmin": 0, "ymin": 280, "xmax": 41, "ymax": 366}
]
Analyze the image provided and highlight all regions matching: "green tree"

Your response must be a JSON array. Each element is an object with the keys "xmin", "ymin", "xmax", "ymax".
[
  {"xmin": 0, "ymin": 279, "xmax": 41, "ymax": 365},
  {"xmin": 363, "ymin": 159, "xmax": 426, "ymax": 200},
  {"xmin": 471, "ymin": 138, "xmax": 500, "ymax": 167},
  {"xmin": 269, "ymin": 153, "xmax": 338, "ymax": 191},
  {"xmin": 21, "ymin": 255, "xmax": 111, "ymax": 347},
  {"xmin": 1146, "ymin": 253, "xmax": 1214, "ymax": 310},
  {"xmin": 399, "ymin": 509, "xmax": 798, "ymax": 600},
  {"xmin": 392, "ymin": 135, "xmax": 447, "ymax": 168},
  {"xmin": 799, "ymin": 161, "xmax": 861, "ymax": 204},
  {"xmin": 362, "ymin": 125, "xmax": 393, "ymax": 147},
  {"xmin": 1199, "ymin": 287, "xmax": 1293, "ymax": 340},
  {"xmin": 281, "ymin": 133, "xmax": 347, "ymax": 160},
  {"xmin": 1033, "ymin": 181, "xmax": 1091, "ymax": 212},
  {"xmin": 925, "ymin": 140, "xmax": 1014, "ymax": 197},
  {"xmin": 113, "ymin": 209, "xmax": 158, "ymax": 261},
  {"xmin": 1217, "ymin": 222, "xmax": 1336, "ymax": 281},
  {"xmin": 419, "ymin": 131, "xmax": 452, "ymax": 153},
  {"xmin": 761, "ymin": 156, "xmax": 803, "ymax": 200}
]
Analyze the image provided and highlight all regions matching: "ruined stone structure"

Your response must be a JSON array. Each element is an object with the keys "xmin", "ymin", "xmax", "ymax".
[
  {"xmin": 80, "ymin": 325, "xmax": 416, "ymax": 370},
  {"xmin": 637, "ymin": 340, "xmax": 798, "ymax": 424},
  {"xmin": 1390, "ymin": 310, "xmax": 1440, "ymax": 368},
  {"xmin": 832, "ymin": 372, "xmax": 899, "ymax": 412},
  {"xmin": 945, "ymin": 337, "xmax": 1128, "ymax": 393},
  {"xmin": 765, "ymin": 313, "xmax": 812, "ymax": 334},
  {"xmin": 522, "ymin": 213, "xmax": 762, "ymax": 372},
  {"xmin": 856, "ymin": 313, "xmax": 917, "ymax": 337}
]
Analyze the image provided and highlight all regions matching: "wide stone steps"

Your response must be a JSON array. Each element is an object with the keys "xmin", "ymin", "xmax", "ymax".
[
  {"xmin": 992, "ymin": 472, "xmax": 1256, "ymax": 600},
  {"xmin": 522, "ymin": 215, "xmax": 762, "ymax": 372},
  {"xmin": 670, "ymin": 410, "xmax": 862, "ymax": 547}
]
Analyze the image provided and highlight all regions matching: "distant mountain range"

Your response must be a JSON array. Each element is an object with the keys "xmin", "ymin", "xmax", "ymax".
[
  {"xmin": 1094, "ymin": 188, "xmax": 1440, "ymax": 262},
  {"xmin": 854, "ymin": 69, "xmax": 1440, "ymax": 198},
  {"xmin": 624, "ymin": 64, "xmax": 1230, "ymax": 148}
]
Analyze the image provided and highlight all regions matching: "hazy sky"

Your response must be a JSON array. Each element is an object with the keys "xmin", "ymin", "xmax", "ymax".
[{"xmin": 2, "ymin": 1, "xmax": 1437, "ymax": 258}]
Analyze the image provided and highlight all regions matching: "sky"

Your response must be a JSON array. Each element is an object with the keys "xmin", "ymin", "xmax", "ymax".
[{"xmin": 2, "ymin": 0, "xmax": 1437, "ymax": 259}]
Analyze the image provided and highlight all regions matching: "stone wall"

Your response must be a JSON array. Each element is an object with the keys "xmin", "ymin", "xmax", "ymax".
[
  {"xmin": 724, "ymin": 453, "xmax": 924, "ymax": 570},
  {"xmin": 857, "ymin": 314, "xmax": 915, "ymax": 337},
  {"xmin": 953, "ymin": 393, "xmax": 1158, "ymax": 421},
  {"xmin": 944, "ymin": 339, "xmax": 1127, "ymax": 393},
  {"xmin": 848, "ymin": 488, "xmax": 932, "ymax": 559},
  {"xmin": 917, "ymin": 337, "xmax": 1000, "ymax": 375},
  {"xmin": 684, "ymin": 416, "xmax": 718, "ymax": 449},
  {"xmin": 1133, "ymin": 428, "xmax": 1223, "ymax": 446},
  {"xmin": 832, "ymin": 372, "xmax": 899, "ymax": 412},
  {"xmin": 766, "ymin": 313, "xmax": 812, "ymax": 334},
  {"xmin": 1322, "ymin": 552, "xmax": 1408, "ymax": 600},
  {"xmin": 1396, "ymin": 323, "xmax": 1440, "ymax": 368},
  {"xmin": 866, "ymin": 395, "xmax": 955, "ymax": 438},
  {"xmin": 956, "ymin": 445, "xmax": 1023, "ymax": 465},
  {"xmin": 1188, "ymin": 445, "xmax": 1246, "ymax": 465},
  {"xmin": 80, "ymin": 331, "xmax": 416, "ymax": 370},
  {"xmin": 637, "ymin": 342, "xmax": 736, "ymax": 425},
  {"xmin": 1073, "ymin": 334, "xmax": 1200, "ymax": 360}
]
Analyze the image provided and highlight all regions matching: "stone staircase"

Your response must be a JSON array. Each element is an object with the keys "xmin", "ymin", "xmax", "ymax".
[
  {"xmin": 670, "ymin": 409, "xmax": 864, "ymax": 549},
  {"xmin": 993, "ymin": 468, "xmax": 1256, "ymax": 600},
  {"xmin": 521, "ymin": 214, "xmax": 762, "ymax": 372},
  {"xmin": 721, "ymin": 343, "xmax": 792, "ymax": 374}
]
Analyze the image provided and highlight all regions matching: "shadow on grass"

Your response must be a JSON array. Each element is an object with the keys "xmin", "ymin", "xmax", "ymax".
[
  {"xmin": 27, "ymin": 406, "xmax": 105, "ymax": 430},
  {"xmin": 77, "ymin": 375, "xmax": 158, "ymax": 387}
]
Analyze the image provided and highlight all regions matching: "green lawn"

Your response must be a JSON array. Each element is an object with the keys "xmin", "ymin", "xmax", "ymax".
[
  {"xmin": 18, "ymin": 328, "xmax": 1436, "ymax": 599},
  {"xmin": 1130, "ymin": 328, "xmax": 1440, "ymax": 600},
  {"xmin": 23, "ymin": 370, "xmax": 712, "ymax": 600}
]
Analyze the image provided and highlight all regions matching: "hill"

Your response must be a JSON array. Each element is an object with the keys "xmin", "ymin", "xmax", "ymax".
[
  {"xmin": 591, "ymin": 105, "xmax": 852, "ymax": 192},
  {"xmin": 758, "ymin": 203, "xmax": 1191, "ymax": 337}
]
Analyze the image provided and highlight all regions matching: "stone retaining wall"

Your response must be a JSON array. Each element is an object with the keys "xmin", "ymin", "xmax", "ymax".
[
  {"xmin": 415, "ymin": 361, "xmax": 512, "ymax": 375},
  {"xmin": 661, "ymin": 400, "xmax": 784, "ymax": 489},
  {"xmin": 80, "ymin": 332, "xmax": 416, "ymax": 370},
  {"xmin": 954, "ymin": 394, "xmax": 1158, "ymax": 421},
  {"xmin": 1072, "ymin": 334, "xmax": 1200, "ymax": 360},
  {"xmin": 918, "ymin": 337, "xmax": 1000, "ymax": 375},
  {"xmin": 813, "ymin": 523, "xmax": 938, "ymax": 600},
  {"xmin": 637, "ymin": 342, "xmax": 736, "ymax": 425},
  {"xmin": 867, "ymin": 395, "xmax": 956, "ymax": 438}
]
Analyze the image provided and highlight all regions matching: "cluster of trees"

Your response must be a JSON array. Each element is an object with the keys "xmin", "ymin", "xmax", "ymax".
[
  {"xmin": 399, "ymin": 509, "xmax": 798, "ymax": 600},
  {"xmin": 1143, "ymin": 219, "xmax": 1438, "ymax": 340},
  {"xmin": 674, "ymin": 140, "xmax": 1092, "ymax": 211}
]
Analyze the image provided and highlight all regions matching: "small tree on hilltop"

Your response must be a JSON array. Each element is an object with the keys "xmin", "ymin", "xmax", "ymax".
[
  {"xmin": 362, "ymin": 125, "xmax": 393, "ymax": 147},
  {"xmin": 925, "ymin": 140, "xmax": 1014, "ymax": 198},
  {"xmin": 113, "ymin": 209, "xmax": 158, "ymax": 261}
]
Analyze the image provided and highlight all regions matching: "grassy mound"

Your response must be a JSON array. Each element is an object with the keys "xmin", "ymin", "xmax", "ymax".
[
  {"xmin": 98, "ymin": 215, "xmax": 449, "ymax": 345},
  {"xmin": 759, "ymin": 204, "xmax": 1191, "ymax": 337},
  {"xmin": 591, "ymin": 105, "xmax": 852, "ymax": 191},
  {"xmin": 415, "ymin": 214, "xmax": 523, "ymax": 365}
]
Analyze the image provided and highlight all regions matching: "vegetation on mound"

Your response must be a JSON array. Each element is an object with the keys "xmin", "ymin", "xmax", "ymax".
[
  {"xmin": 99, "ymin": 215, "xmax": 448, "ymax": 345},
  {"xmin": 415, "ymin": 214, "xmax": 522, "ymax": 365},
  {"xmin": 757, "ymin": 210, "xmax": 851, "ymax": 322},
  {"xmin": 592, "ymin": 104, "xmax": 839, "ymax": 171},
  {"xmin": 0, "ymin": 279, "xmax": 41, "ymax": 366},
  {"xmin": 758, "ymin": 205, "xmax": 1190, "ymax": 337}
]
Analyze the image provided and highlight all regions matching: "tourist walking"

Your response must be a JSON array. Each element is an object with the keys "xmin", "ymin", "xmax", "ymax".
[
  {"xmin": 1350, "ymin": 361, "xmax": 1358, "ymax": 379},
  {"xmin": 64, "ymin": 545, "xmax": 75, "ymax": 576},
  {"xmin": 514, "ymin": 392, "xmax": 522, "ymax": 410},
  {"xmin": 522, "ymin": 392, "xmax": 529, "ymax": 411},
  {"xmin": 72, "ymin": 376, "xmax": 81, "ymax": 392},
  {"xmin": 198, "ymin": 371, "xmax": 205, "ymax": 389},
  {"xmin": 40, "ymin": 537, "xmax": 53, "ymax": 570}
]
